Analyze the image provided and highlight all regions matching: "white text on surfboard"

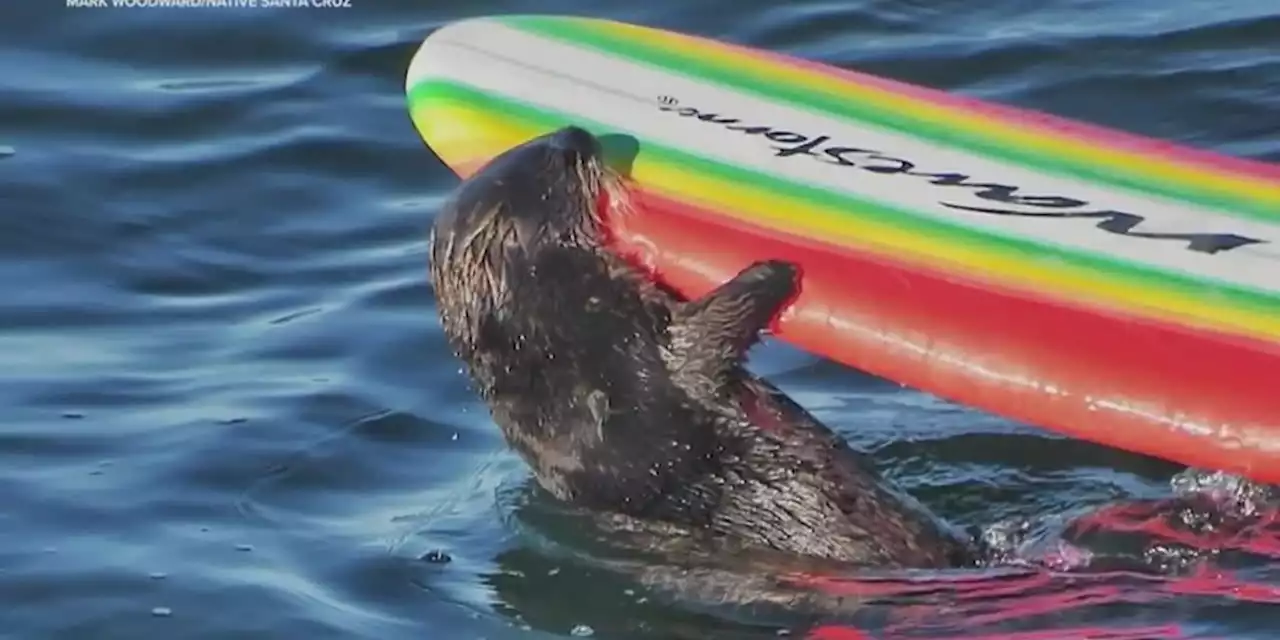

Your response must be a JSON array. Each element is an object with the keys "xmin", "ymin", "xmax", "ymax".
[{"xmin": 655, "ymin": 96, "xmax": 1264, "ymax": 255}]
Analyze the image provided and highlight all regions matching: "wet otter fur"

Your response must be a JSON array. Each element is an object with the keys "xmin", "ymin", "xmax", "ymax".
[{"xmin": 427, "ymin": 125, "xmax": 977, "ymax": 577}]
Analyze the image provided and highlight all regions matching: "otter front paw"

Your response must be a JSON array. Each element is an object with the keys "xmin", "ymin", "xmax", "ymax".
[
  {"xmin": 668, "ymin": 258, "xmax": 803, "ymax": 388},
  {"xmin": 734, "ymin": 260, "xmax": 801, "ymax": 304}
]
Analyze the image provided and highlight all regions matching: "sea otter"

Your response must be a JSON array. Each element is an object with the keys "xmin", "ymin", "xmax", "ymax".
[{"xmin": 427, "ymin": 125, "xmax": 977, "ymax": 572}]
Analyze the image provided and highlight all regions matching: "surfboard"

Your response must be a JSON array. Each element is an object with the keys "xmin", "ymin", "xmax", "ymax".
[{"xmin": 405, "ymin": 15, "xmax": 1280, "ymax": 483}]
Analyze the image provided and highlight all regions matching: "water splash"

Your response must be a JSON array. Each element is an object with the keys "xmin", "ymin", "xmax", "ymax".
[
  {"xmin": 786, "ymin": 469, "xmax": 1280, "ymax": 639},
  {"xmin": 1170, "ymin": 467, "xmax": 1280, "ymax": 518}
]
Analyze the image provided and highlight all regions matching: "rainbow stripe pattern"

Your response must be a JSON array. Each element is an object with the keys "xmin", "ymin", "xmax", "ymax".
[{"xmin": 406, "ymin": 15, "xmax": 1280, "ymax": 482}]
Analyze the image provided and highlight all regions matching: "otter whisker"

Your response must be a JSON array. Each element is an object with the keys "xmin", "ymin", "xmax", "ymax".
[
  {"xmin": 600, "ymin": 166, "xmax": 635, "ymax": 222},
  {"xmin": 574, "ymin": 159, "xmax": 595, "ymax": 219},
  {"xmin": 460, "ymin": 203, "xmax": 503, "ymax": 259}
]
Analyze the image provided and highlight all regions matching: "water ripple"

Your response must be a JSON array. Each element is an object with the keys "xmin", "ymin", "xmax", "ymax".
[{"xmin": 0, "ymin": 1, "xmax": 1276, "ymax": 639}]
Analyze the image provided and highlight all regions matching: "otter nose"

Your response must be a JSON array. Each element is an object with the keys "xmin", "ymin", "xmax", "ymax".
[{"xmin": 546, "ymin": 125, "xmax": 602, "ymax": 157}]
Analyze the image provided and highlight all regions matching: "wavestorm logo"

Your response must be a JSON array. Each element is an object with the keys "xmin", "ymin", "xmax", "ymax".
[{"xmin": 655, "ymin": 95, "xmax": 1264, "ymax": 255}]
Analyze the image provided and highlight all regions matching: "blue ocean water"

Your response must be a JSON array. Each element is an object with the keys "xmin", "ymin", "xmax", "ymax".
[{"xmin": 1, "ymin": 1, "xmax": 1277, "ymax": 638}]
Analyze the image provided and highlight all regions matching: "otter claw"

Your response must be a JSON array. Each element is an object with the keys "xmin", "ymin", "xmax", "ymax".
[{"xmin": 738, "ymin": 260, "xmax": 801, "ymax": 297}]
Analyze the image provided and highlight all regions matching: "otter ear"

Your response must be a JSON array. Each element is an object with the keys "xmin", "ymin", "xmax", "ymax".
[{"xmin": 668, "ymin": 260, "xmax": 800, "ymax": 391}]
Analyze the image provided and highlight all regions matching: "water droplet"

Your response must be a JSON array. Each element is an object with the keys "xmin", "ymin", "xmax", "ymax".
[
  {"xmin": 421, "ymin": 550, "xmax": 451, "ymax": 564},
  {"xmin": 570, "ymin": 625, "xmax": 594, "ymax": 637},
  {"xmin": 149, "ymin": 572, "xmax": 167, "ymax": 580},
  {"xmin": 547, "ymin": 567, "xmax": 560, "ymax": 576},
  {"xmin": 151, "ymin": 607, "xmax": 172, "ymax": 617},
  {"xmin": 0, "ymin": 146, "xmax": 14, "ymax": 158},
  {"xmin": 235, "ymin": 544, "xmax": 253, "ymax": 552},
  {"xmin": 62, "ymin": 412, "xmax": 84, "ymax": 420}
]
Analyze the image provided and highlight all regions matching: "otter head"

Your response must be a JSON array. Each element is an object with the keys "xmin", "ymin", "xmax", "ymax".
[
  {"xmin": 427, "ymin": 126, "xmax": 630, "ymax": 345},
  {"xmin": 433, "ymin": 125, "xmax": 616, "ymax": 260}
]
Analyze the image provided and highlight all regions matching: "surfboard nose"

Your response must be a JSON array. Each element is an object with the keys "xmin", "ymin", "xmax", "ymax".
[{"xmin": 546, "ymin": 125, "xmax": 602, "ymax": 158}]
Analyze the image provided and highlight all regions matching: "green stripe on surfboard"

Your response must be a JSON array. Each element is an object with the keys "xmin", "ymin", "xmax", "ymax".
[{"xmin": 503, "ymin": 15, "xmax": 1278, "ymax": 223}]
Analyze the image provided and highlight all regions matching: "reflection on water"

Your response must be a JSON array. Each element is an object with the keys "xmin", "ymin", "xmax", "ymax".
[{"xmin": 0, "ymin": 1, "xmax": 1276, "ymax": 638}]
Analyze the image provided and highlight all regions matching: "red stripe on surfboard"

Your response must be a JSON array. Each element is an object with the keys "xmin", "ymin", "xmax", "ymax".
[
  {"xmin": 603, "ymin": 188, "xmax": 1280, "ymax": 483},
  {"xmin": 623, "ymin": 186, "xmax": 1280, "ymax": 357}
]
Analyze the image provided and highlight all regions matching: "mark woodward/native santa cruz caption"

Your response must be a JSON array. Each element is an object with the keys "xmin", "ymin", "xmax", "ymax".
[{"xmin": 655, "ymin": 95, "xmax": 1262, "ymax": 255}]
